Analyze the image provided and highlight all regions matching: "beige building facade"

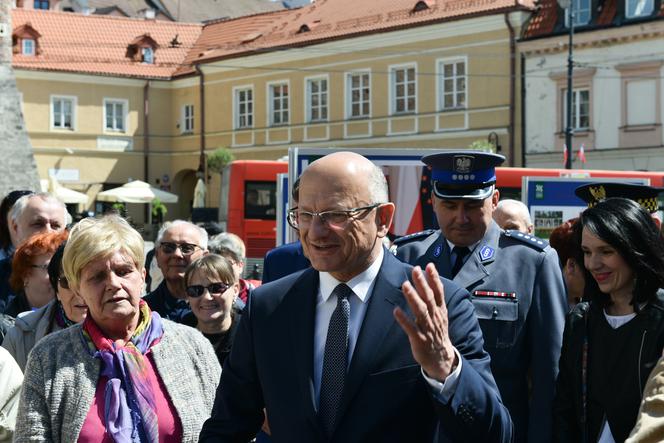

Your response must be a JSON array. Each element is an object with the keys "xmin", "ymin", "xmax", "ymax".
[{"xmin": 12, "ymin": 2, "xmax": 535, "ymax": 224}]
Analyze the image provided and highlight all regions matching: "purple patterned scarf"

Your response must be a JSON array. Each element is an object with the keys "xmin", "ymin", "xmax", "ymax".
[{"xmin": 81, "ymin": 301, "xmax": 164, "ymax": 443}]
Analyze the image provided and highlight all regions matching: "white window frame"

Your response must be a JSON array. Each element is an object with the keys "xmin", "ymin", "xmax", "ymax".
[
  {"xmin": 22, "ymin": 39, "xmax": 35, "ymax": 56},
  {"xmin": 389, "ymin": 63, "xmax": 417, "ymax": 115},
  {"xmin": 345, "ymin": 70, "xmax": 371, "ymax": 119},
  {"xmin": 50, "ymin": 95, "xmax": 77, "ymax": 131},
  {"xmin": 564, "ymin": 0, "xmax": 591, "ymax": 26},
  {"xmin": 233, "ymin": 86, "xmax": 254, "ymax": 129},
  {"xmin": 103, "ymin": 98, "xmax": 128, "ymax": 133},
  {"xmin": 437, "ymin": 57, "xmax": 467, "ymax": 111},
  {"xmin": 562, "ymin": 88, "xmax": 591, "ymax": 131},
  {"xmin": 267, "ymin": 81, "xmax": 289, "ymax": 126},
  {"xmin": 626, "ymin": 0, "xmax": 654, "ymax": 18},
  {"xmin": 305, "ymin": 75, "xmax": 329, "ymax": 123},
  {"xmin": 181, "ymin": 104, "xmax": 194, "ymax": 134},
  {"xmin": 141, "ymin": 47, "xmax": 154, "ymax": 64}
]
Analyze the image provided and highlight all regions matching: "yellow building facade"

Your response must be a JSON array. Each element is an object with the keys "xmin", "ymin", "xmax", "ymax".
[{"xmin": 13, "ymin": 4, "xmax": 533, "ymax": 224}]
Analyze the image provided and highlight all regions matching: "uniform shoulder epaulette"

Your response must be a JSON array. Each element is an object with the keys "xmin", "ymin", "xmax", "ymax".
[
  {"xmin": 503, "ymin": 229, "xmax": 549, "ymax": 251},
  {"xmin": 392, "ymin": 229, "xmax": 436, "ymax": 246}
]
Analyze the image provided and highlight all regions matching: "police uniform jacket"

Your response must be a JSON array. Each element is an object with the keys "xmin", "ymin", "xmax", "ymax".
[{"xmin": 396, "ymin": 221, "xmax": 567, "ymax": 443}]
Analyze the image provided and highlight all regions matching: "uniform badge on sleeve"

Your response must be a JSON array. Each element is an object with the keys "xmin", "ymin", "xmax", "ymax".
[
  {"xmin": 479, "ymin": 245, "xmax": 495, "ymax": 261},
  {"xmin": 434, "ymin": 243, "xmax": 442, "ymax": 257}
]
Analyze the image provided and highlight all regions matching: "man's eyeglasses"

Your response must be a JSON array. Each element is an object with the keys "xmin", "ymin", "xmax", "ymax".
[
  {"xmin": 186, "ymin": 282, "xmax": 230, "ymax": 298},
  {"xmin": 287, "ymin": 203, "xmax": 383, "ymax": 230},
  {"xmin": 159, "ymin": 242, "xmax": 201, "ymax": 256}
]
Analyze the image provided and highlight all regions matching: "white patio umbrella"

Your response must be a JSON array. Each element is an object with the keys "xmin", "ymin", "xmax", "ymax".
[
  {"xmin": 192, "ymin": 178, "xmax": 206, "ymax": 208},
  {"xmin": 97, "ymin": 180, "xmax": 178, "ymax": 204},
  {"xmin": 41, "ymin": 177, "xmax": 89, "ymax": 205}
]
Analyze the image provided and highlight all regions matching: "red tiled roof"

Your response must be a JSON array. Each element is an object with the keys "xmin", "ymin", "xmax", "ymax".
[
  {"xmin": 12, "ymin": 9, "xmax": 202, "ymax": 79},
  {"xmin": 191, "ymin": 0, "xmax": 536, "ymax": 64}
]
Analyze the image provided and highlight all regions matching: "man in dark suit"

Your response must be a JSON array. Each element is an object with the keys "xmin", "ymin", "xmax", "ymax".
[
  {"xmin": 200, "ymin": 151, "xmax": 512, "ymax": 442},
  {"xmin": 261, "ymin": 240, "xmax": 310, "ymax": 283}
]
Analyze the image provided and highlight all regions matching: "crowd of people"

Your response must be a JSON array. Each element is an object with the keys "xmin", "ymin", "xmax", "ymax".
[{"xmin": 1, "ymin": 151, "xmax": 664, "ymax": 442}]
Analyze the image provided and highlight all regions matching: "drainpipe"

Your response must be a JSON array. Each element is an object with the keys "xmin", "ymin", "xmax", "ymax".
[
  {"xmin": 143, "ymin": 80, "xmax": 150, "ymax": 222},
  {"xmin": 195, "ymin": 64, "xmax": 206, "ymax": 174},
  {"xmin": 504, "ymin": 12, "xmax": 516, "ymax": 166},
  {"xmin": 520, "ymin": 53, "xmax": 527, "ymax": 167}
]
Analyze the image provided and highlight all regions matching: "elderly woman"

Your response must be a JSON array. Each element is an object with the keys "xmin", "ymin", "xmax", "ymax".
[
  {"xmin": 553, "ymin": 198, "xmax": 664, "ymax": 443},
  {"xmin": 4, "ymin": 230, "xmax": 68, "ymax": 318},
  {"xmin": 185, "ymin": 254, "xmax": 241, "ymax": 364},
  {"xmin": 2, "ymin": 240, "xmax": 88, "ymax": 371},
  {"xmin": 14, "ymin": 215, "xmax": 221, "ymax": 442}
]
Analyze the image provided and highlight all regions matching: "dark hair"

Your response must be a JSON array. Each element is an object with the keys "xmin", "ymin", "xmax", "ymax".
[
  {"xmin": 549, "ymin": 218, "xmax": 579, "ymax": 267},
  {"xmin": 48, "ymin": 242, "xmax": 67, "ymax": 293},
  {"xmin": 291, "ymin": 176, "xmax": 300, "ymax": 203},
  {"xmin": 0, "ymin": 190, "xmax": 34, "ymax": 250},
  {"xmin": 574, "ymin": 198, "xmax": 664, "ymax": 307}
]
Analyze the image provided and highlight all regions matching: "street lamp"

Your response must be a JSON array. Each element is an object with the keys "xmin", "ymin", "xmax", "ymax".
[{"xmin": 557, "ymin": 0, "xmax": 574, "ymax": 169}]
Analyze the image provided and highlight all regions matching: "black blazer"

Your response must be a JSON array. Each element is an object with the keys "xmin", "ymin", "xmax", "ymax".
[{"xmin": 200, "ymin": 250, "xmax": 513, "ymax": 442}]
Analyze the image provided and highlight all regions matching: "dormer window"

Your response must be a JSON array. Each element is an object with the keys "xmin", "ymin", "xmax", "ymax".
[
  {"xmin": 142, "ymin": 47, "xmax": 154, "ymax": 64},
  {"xmin": 126, "ymin": 34, "xmax": 158, "ymax": 63},
  {"xmin": 626, "ymin": 0, "xmax": 653, "ymax": 18},
  {"xmin": 563, "ymin": 0, "xmax": 591, "ymax": 26},
  {"xmin": 22, "ymin": 39, "xmax": 35, "ymax": 56},
  {"xmin": 12, "ymin": 23, "xmax": 41, "ymax": 56},
  {"xmin": 33, "ymin": 0, "xmax": 49, "ymax": 9},
  {"xmin": 412, "ymin": 0, "xmax": 435, "ymax": 12}
]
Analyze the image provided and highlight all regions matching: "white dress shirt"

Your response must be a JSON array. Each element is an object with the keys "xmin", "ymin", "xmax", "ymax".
[{"xmin": 313, "ymin": 247, "xmax": 462, "ymax": 407}]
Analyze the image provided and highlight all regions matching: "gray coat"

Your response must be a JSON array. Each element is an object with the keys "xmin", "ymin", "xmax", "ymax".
[
  {"xmin": 2, "ymin": 300, "xmax": 61, "ymax": 371},
  {"xmin": 14, "ymin": 319, "xmax": 221, "ymax": 442},
  {"xmin": 396, "ymin": 221, "xmax": 567, "ymax": 443}
]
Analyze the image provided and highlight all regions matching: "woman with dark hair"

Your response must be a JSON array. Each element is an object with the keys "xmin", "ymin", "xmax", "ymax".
[
  {"xmin": 553, "ymin": 198, "xmax": 664, "ymax": 443},
  {"xmin": 549, "ymin": 218, "xmax": 585, "ymax": 308},
  {"xmin": 2, "ymin": 240, "xmax": 87, "ymax": 370}
]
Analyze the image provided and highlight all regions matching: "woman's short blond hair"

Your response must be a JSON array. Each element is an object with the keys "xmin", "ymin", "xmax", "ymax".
[{"xmin": 63, "ymin": 214, "xmax": 144, "ymax": 289}]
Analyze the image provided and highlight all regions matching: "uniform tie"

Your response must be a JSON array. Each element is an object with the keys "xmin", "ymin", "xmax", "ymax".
[
  {"xmin": 319, "ymin": 283, "xmax": 352, "ymax": 438},
  {"xmin": 451, "ymin": 246, "xmax": 470, "ymax": 277}
]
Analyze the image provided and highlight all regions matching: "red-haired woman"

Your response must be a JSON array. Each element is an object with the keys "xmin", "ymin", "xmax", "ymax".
[{"xmin": 4, "ymin": 230, "xmax": 68, "ymax": 318}]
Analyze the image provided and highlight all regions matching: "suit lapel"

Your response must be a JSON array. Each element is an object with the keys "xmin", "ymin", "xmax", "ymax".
[
  {"xmin": 337, "ymin": 252, "xmax": 410, "ymax": 423},
  {"xmin": 453, "ymin": 222, "xmax": 501, "ymax": 289},
  {"xmin": 285, "ymin": 269, "xmax": 320, "ymax": 428}
]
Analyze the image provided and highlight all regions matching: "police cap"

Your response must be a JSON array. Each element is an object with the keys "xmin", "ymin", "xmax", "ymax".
[
  {"xmin": 422, "ymin": 150, "xmax": 506, "ymax": 200},
  {"xmin": 575, "ymin": 182, "xmax": 663, "ymax": 213}
]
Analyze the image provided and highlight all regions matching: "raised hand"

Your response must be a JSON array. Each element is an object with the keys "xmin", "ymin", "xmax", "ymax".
[{"xmin": 393, "ymin": 263, "xmax": 458, "ymax": 381}]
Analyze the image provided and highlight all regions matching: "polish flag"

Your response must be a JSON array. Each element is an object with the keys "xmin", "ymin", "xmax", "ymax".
[
  {"xmin": 563, "ymin": 144, "xmax": 568, "ymax": 166},
  {"xmin": 576, "ymin": 144, "xmax": 587, "ymax": 164}
]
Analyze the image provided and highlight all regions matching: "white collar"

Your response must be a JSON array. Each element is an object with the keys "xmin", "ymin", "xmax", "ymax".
[{"xmin": 319, "ymin": 247, "xmax": 384, "ymax": 304}]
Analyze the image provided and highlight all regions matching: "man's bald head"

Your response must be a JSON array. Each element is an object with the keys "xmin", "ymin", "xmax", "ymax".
[
  {"xmin": 301, "ymin": 152, "xmax": 388, "ymax": 205},
  {"xmin": 493, "ymin": 199, "xmax": 533, "ymax": 234},
  {"xmin": 296, "ymin": 151, "xmax": 394, "ymax": 281}
]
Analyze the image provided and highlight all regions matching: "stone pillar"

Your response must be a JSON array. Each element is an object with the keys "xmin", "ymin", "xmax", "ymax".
[{"xmin": 0, "ymin": 2, "xmax": 41, "ymax": 196}]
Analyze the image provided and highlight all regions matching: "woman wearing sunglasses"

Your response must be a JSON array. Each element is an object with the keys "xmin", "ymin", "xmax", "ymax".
[
  {"xmin": 185, "ymin": 254, "xmax": 241, "ymax": 365},
  {"xmin": 2, "ymin": 239, "xmax": 86, "ymax": 370}
]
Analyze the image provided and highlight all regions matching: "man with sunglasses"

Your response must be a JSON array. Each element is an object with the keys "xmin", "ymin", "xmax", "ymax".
[
  {"xmin": 200, "ymin": 151, "xmax": 512, "ymax": 442},
  {"xmin": 395, "ymin": 151, "xmax": 567, "ymax": 443},
  {"xmin": 144, "ymin": 220, "xmax": 208, "ymax": 326}
]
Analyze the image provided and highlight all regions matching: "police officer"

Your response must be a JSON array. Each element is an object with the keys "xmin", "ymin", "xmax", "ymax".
[
  {"xmin": 395, "ymin": 151, "xmax": 567, "ymax": 443},
  {"xmin": 575, "ymin": 182, "xmax": 663, "ymax": 225}
]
